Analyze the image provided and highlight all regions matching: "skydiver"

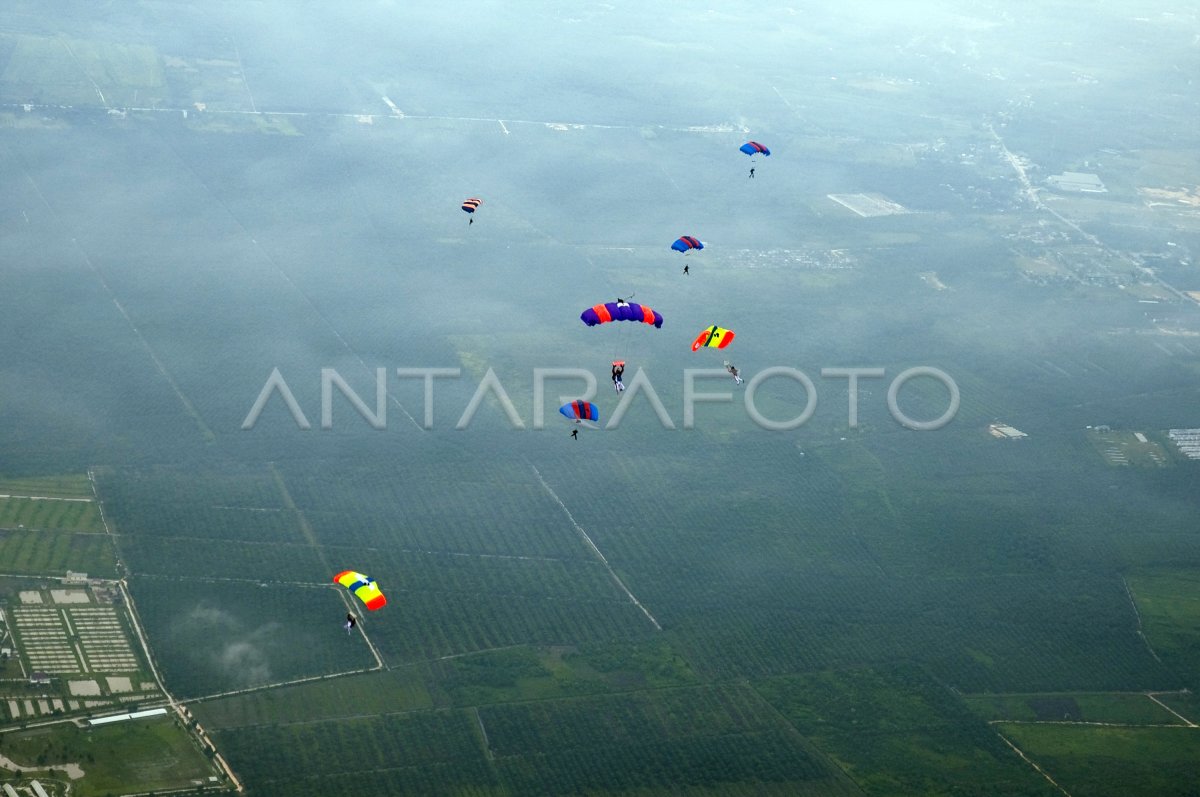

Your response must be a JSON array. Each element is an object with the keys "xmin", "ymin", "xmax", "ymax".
[
  {"xmin": 749, "ymin": 167, "xmax": 755, "ymax": 179},
  {"xmin": 468, "ymin": 217, "xmax": 473, "ymax": 226},
  {"xmin": 612, "ymin": 362, "xmax": 625, "ymax": 392},
  {"xmin": 570, "ymin": 428, "xmax": 578, "ymax": 440},
  {"xmin": 344, "ymin": 614, "xmax": 357, "ymax": 634},
  {"xmin": 683, "ymin": 264, "xmax": 689, "ymax": 275},
  {"xmin": 725, "ymin": 361, "xmax": 744, "ymax": 386}
]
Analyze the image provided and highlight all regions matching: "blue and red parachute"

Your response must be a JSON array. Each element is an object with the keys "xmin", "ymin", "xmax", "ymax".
[
  {"xmin": 580, "ymin": 302, "xmax": 663, "ymax": 328},
  {"xmin": 559, "ymin": 401, "xmax": 599, "ymax": 422},
  {"xmin": 739, "ymin": 141, "xmax": 770, "ymax": 157},
  {"xmin": 671, "ymin": 236, "xmax": 703, "ymax": 254}
]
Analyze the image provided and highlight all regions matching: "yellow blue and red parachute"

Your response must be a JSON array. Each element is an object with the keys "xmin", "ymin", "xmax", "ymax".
[
  {"xmin": 334, "ymin": 570, "xmax": 386, "ymax": 611},
  {"xmin": 559, "ymin": 401, "xmax": 599, "ymax": 422},
  {"xmin": 692, "ymin": 325, "xmax": 735, "ymax": 351}
]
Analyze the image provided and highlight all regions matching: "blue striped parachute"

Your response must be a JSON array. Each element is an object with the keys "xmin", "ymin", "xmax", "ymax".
[
  {"xmin": 671, "ymin": 236, "xmax": 703, "ymax": 253},
  {"xmin": 559, "ymin": 401, "xmax": 599, "ymax": 422}
]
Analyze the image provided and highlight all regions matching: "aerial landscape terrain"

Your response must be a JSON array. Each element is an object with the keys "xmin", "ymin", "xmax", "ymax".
[{"xmin": 0, "ymin": 1, "xmax": 1199, "ymax": 795}]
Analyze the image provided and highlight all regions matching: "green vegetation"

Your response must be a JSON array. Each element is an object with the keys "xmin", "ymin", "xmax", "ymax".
[
  {"xmin": 1153, "ymin": 692, "xmax": 1200, "ymax": 725},
  {"xmin": 998, "ymin": 724, "xmax": 1200, "ymax": 797},
  {"xmin": 129, "ymin": 579, "xmax": 378, "ymax": 699},
  {"xmin": 213, "ymin": 710, "xmax": 497, "ymax": 797},
  {"xmin": 1127, "ymin": 570, "xmax": 1200, "ymax": 688},
  {"xmin": 965, "ymin": 692, "xmax": 1186, "ymax": 725},
  {"xmin": 0, "ymin": 717, "xmax": 217, "ymax": 797},
  {"xmin": 0, "ymin": 474, "xmax": 94, "ymax": 499},
  {"xmin": 756, "ymin": 666, "xmax": 1059, "ymax": 796},
  {"xmin": 4, "ymin": 2, "xmax": 1200, "ymax": 794},
  {"xmin": 0, "ymin": 496, "xmax": 102, "ymax": 532},
  {"xmin": 427, "ymin": 641, "xmax": 700, "ymax": 707},
  {"xmin": 192, "ymin": 668, "xmax": 433, "ymax": 729},
  {"xmin": 0, "ymin": 529, "xmax": 116, "ymax": 577}
]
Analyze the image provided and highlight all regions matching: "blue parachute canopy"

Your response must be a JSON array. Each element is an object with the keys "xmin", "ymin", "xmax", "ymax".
[
  {"xmin": 739, "ymin": 141, "xmax": 770, "ymax": 156},
  {"xmin": 560, "ymin": 400, "xmax": 599, "ymax": 422}
]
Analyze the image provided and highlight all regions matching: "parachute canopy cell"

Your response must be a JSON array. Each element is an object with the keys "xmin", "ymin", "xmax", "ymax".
[
  {"xmin": 580, "ymin": 302, "xmax": 663, "ymax": 328},
  {"xmin": 739, "ymin": 141, "xmax": 770, "ymax": 156},
  {"xmin": 334, "ymin": 570, "xmax": 386, "ymax": 611},
  {"xmin": 671, "ymin": 236, "xmax": 703, "ymax": 253},
  {"xmin": 462, "ymin": 198, "xmax": 482, "ymax": 214},
  {"xmin": 559, "ymin": 400, "xmax": 599, "ymax": 422},
  {"xmin": 692, "ymin": 325, "xmax": 735, "ymax": 351}
]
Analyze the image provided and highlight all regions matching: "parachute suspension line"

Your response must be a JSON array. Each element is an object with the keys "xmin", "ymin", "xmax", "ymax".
[{"xmin": 620, "ymin": 292, "xmax": 636, "ymax": 362}]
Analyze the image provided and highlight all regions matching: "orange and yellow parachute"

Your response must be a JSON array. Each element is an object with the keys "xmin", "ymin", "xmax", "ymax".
[
  {"xmin": 334, "ymin": 570, "xmax": 386, "ymax": 611},
  {"xmin": 691, "ymin": 325, "xmax": 735, "ymax": 351}
]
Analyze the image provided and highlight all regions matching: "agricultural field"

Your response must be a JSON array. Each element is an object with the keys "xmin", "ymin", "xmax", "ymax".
[
  {"xmin": 0, "ymin": 496, "xmax": 103, "ymax": 532},
  {"xmin": 997, "ymin": 724, "xmax": 1200, "ymax": 797},
  {"xmin": 0, "ymin": 716, "xmax": 221, "ymax": 797},
  {"xmin": 128, "ymin": 578, "xmax": 378, "ymax": 699},
  {"xmin": 210, "ymin": 683, "xmax": 857, "ymax": 797},
  {"xmin": 4, "ymin": 2, "xmax": 1200, "ymax": 795},
  {"xmin": 0, "ymin": 473, "xmax": 114, "ymax": 576},
  {"xmin": 964, "ymin": 691, "xmax": 1188, "ymax": 725},
  {"xmin": 755, "ymin": 666, "xmax": 1060, "ymax": 796},
  {"xmin": 0, "ymin": 529, "xmax": 116, "ymax": 577},
  {"xmin": 1126, "ymin": 569, "xmax": 1200, "ymax": 688},
  {"xmin": 0, "ymin": 474, "xmax": 95, "ymax": 500}
]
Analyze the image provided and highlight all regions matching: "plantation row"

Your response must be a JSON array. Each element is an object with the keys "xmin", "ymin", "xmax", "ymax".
[
  {"xmin": 650, "ymin": 573, "xmax": 1176, "ymax": 691},
  {"xmin": 122, "ymin": 537, "xmax": 326, "ymax": 582},
  {"xmin": 130, "ymin": 578, "xmax": 376, "ymax": 698},
  {"xmin": 754, "ymin": 666, "xmax": 1063, "ymax": 796},
  {"xmin": 0, "ymin": 495, "xmax": 103, "ymax": 532},
  {"xmin": 367, "ymin": 588, "xmax": 655, "ymax": 664},
  {"xmin": 194, "ymin": 668, "xmax": 433, "ymax": 730},
  {"xmin": 213, "ymin": 699, "xmax": 851, "ymax": 797},
  {"xmin": 477, "ymin": 682, "xmax": 787, "ymax": 755},
  {"xmin": 0, "ymin": 473, "xmax": 94, "ymax": 499},
  {"xmin": 490, "ymin": 732, "xmax": 845, "ymax": 796},
  {"xmin": 318, "ymin": 544, "xmax": 627, "ymax": 603},
  {"xmin": 303, "ymin": 505, "xmax": 595, "ymax": 561},
  {"xmin": 0, "ymin": 528, "xmax": 117, "ymax": 577},
  {"xmin": 214, "ymin": 709, "xmax": 487, "ymax": 783},
  {"xmin": 95, "ymin": 464, "xmax": 286, "ymax": 515},
  {"xmin": 109, "ymin": 502, "xmax": 304, "ymax": 543}
]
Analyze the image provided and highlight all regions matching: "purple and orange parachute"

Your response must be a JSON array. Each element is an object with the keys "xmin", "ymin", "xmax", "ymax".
[
  {"xmin": 461, "ymin": 197, "xmax": 482, "ymax": 214},
  {"xmin": 671, "ymin": 236, "xmax": 703, "ymax": 254},
  {"xmin": 580, "ymin": 302, "xmax": 663, "ymax": 328},
  {"xmin": 559, "ymin": 400, "xmax": 599, "ymax": 422}
]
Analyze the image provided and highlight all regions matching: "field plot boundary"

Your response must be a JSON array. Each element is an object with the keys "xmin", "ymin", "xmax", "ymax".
[{"xmin": 530, "ymin": 465, "xmax": 661, "ymax": 631}]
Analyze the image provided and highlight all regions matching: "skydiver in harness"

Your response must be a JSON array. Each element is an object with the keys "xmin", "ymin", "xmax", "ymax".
[
  {"xmin": 570, "ymin": 428, "xmax": 579, "ymax": 440},
  {"xmin": 612, "ymin": 361, "xmax": 626, "ymax": 392},
  {"xmin": 724, "ymin": 361, "xmax": 744, "ymax": 386},
  {"xmin": 344, "ymin": 613, "xmax": 357, "ymax": 634}
]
